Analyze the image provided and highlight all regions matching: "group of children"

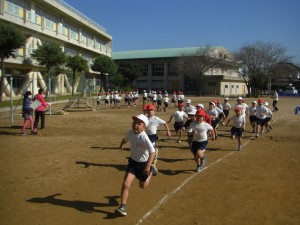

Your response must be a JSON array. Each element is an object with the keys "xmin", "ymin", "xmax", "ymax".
[{"xmin": 115, "ymin": 96, "xmax": 276, "ymax": 216}]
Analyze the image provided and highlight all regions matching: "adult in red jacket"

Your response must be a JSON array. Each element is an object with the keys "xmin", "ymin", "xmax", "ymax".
[{"xmin": 33, "ymin": 88, "xmax": 49, "ymax": 130}]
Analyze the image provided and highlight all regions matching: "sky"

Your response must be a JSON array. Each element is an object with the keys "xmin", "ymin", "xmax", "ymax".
[{"xmin": 63, "ymin": 0, "xmax": 300, "ymax": 64}]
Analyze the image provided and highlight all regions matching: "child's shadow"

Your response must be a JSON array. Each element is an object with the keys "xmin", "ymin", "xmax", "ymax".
[{"xmin": 27, "ymin": 193, "xmax": 119, "ymax": 219}]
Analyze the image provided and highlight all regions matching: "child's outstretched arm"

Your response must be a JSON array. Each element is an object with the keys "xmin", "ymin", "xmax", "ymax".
[
  {"xmin": 167, "ymin": 115, "xmax": 173, "ymax": 123},
  {"xmin": 119, "ymin": 138, "xmax": 127, "ymax": 151},
  {"xmin": 164, "ymin": 124, "xmax": 172, "ymax": 138}
]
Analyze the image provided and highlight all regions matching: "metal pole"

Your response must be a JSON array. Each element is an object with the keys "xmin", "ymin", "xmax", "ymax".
[
  {"xmin": 10, "ymin": 76, "xmax": 13, "ymax": 125},
  {"xmin": 49, "ymin": 77, "xmax": 52, "ymax": 116}
]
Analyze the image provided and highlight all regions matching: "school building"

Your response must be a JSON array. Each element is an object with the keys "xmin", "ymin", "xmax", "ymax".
[
  {"xmin": 0, "ymin": 0, "xmax": 112, "ymax": 99},
  {"xmin": 113, "ymin": 47, "xmax": 247, "ymax": 97}
]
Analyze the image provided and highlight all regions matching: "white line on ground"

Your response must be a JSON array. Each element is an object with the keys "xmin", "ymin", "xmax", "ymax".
[{"xmin": 136, "ymin": 111, "xmax": 290, "ymax": 224}]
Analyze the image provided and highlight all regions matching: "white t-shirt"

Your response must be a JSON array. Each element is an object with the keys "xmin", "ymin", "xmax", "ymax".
[
  {"xmin": 146, "ymin": 116, "xmax": 166, "ymax": 135},
  {"xmin": 266, "ymin": 108, "xmax": 273, "ymax": 117},
  {"xmin": 163, "ymin": 97, "xmax": 169, "ymax": 103},
  {"xmin": 230, "ymin": 115, "xmax": 245, "ymax": 128},
  {"xmin": 188, "ymin": 121, "xmax": 213, "ymax": 142},
  {"xmin": 173, "ymin": 111, "xmax": 188, "ymax": 122},
  {"xmin": 222, "ymin": 102, "xmax": 231, "ymax": 110},
  {"xmin": 177, "ymin": 94, "xmax": 184, "ymax": 101},
  {"xmin": 124, "ymin": 130, "xmax": 155, "ymax": 162},
  {"xmin": 255, "ymin": 105, "xmax": 268, "ymax": 119},
  {"xmin": 235, "ymin": 103, "xmax": 248, "ymax": 117},
  {"xmin": 249, "ymin": 106, "xmax": 256, "ymax": 116},
  {"xmin": 206, "ymin": 108, "xmax": 219, "ymax": 120}
]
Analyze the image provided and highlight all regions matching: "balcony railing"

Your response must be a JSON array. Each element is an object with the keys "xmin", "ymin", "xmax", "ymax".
[{"xmin": 52, "ymin": 0, "xmax": 107, "ymax": 33}]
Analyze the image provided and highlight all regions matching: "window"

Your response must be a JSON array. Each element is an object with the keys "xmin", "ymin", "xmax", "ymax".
[
  {"xmin": 152, "ymin": 63, "xmax": 164, "ymax": 77},
  {"xmin": 225, "ymin": 85, "xmax": 228, "ymax": 88},
  {"xmin": 208, "ymin": 82, "xmax": 216, "ymax": 87},
  {"xmin": 168, "ymin": 63, "xmax": 178, "ymax": 76},
  {"xmin": 236, "ymin": 85, "xmax": 239, "ymax": 88},
  {"xmin": 64, "ymin": 47, "xmax": 77, "ymax": 56},
  {"xmin": 69, "ymin": 24, "xmax": 78, "ymax": 40},
  {"xmin": 140, "ymin": 64, "xmax": 148, "ymax": 77}
]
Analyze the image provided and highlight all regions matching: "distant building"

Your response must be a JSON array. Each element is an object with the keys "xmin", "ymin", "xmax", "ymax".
[
  {"xmin": 0, "ymin": 0, "xmax": 112, "ymax": 99},
  {"xmin": 113, "ymin": 47, "xmax": 247, "ymax": 96}
]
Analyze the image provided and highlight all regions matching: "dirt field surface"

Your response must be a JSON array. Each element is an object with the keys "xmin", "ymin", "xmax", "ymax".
[{"xmin": 0, "ymin": 96, "xmax": 300, "ymax": 225}]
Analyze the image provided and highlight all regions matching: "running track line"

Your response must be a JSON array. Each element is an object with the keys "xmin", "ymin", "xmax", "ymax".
[{"xmin": 136, "ymin": 112, "xmax": 290, "ymax": 225}]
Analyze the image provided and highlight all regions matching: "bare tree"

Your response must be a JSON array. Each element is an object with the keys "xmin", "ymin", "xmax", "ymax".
[
  {"xmin": 235, "ymin": 41, "xmax": 292, "ymax": 96},
  {"xmin": 178, "ymin": 45, "xmax": 235, "ymax": 95}
]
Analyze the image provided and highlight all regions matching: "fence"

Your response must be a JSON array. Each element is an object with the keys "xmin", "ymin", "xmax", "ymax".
[{"xmin": 0, "ymin": 75, "xmax": 101, "ymax": 125}]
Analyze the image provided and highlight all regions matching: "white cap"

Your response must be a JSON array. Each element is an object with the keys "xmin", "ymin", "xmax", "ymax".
[
  {"xmin": 264, "ymin": 102, "xmax": 269, "ymax": 106},
  {"xmin": 187, "ymin": 108, "xmax": 197, "ymax": 115},
  {"xmin": 225, "ymin": 97, "xmax": 229, "ymax": 100},
  {"xmin": 237, "ymin": 97, "xmax": 243, "ymax": 101},
  {"xmin": 132, "ymin": 114, "xmax": 149, "ymax": 127},
  {"xmin": 252, "ymin": 101, "xmax": 257, "ymax": 104},
  {"xmin": 186, "ymin": 99, "xmax": 191, "ymax": 104},
  {"xmin": 196, "ymin": 103, "xmax": 204, "ymax": 109},
  {"xmin": 210, "ymin": 102, "xmax": 216, "ymax": 106}
]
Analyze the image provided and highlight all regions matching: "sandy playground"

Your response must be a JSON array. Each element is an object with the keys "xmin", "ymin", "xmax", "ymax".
[{"xmin": 0, "ymin": 96, "xmax": 300, "ymax": 225}]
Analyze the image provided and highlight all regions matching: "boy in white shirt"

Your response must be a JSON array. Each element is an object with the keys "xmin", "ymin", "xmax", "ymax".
[
  {"xmin": 263, "ymin": 102, "xmax": 273, "ymax": 132},
  {"xmin": 168, "ymin": 103, "xmax": 189, "ymax": 143},
  {"xmin": 188, "ymin": 110, "xmax": 215, "ymax": 172},
  {"xmin": 146, "ymin": 104, "xmax": 171, "ymax": 175},
  {"xmin": 163, "ymin": 94, "xmax": 170, "ymax": 112},
  {"xmin": 115, "ymin": 114, "xmax": 156, "ymax": 217},
  {"xmin": 226, "ymin": 107, "xmax": 246, "ymax": 151},
  {"xmin": 255, "ymin": 98, "xmax": 268, "ymax": 138}
]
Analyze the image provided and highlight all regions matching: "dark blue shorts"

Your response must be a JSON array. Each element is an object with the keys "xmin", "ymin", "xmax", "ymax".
[
  {"xmin": 249, "ymin": 115, "xmax": 256, "ymax": 123},
  {"xmin": 231, "ymin": 127, "xmax": 244, "ymax": 137},
  {"xmin": 174, "ymin": 121, "xmax": 184, "ymax": 131},
  {"xmin": 211, "ymin": 119, "xmax": 219, "ymax": 128},
  {"xmin": 148, "ymin": 134, "xmax": 158, "ymax": 144},
  {"xmin": 191, "ymin": 140, "xmax": 208, "ymax": 155},
  {"xmin": 126, "ymin": 158, "xmax": 149, "ymax": 182},
  {"xmin": 157, "ymin": 100, "xmax": 162, "ymax": 105},
  {"xmin": 223, "ymin": 110, "xmax": 229, "ymax": 117},
  {"xmin": 256, "ymin": 118, "xmax": 266, "ymax": 126}
]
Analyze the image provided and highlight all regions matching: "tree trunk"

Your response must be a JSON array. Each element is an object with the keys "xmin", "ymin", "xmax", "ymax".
[{"xmin": 0, "ymin": 58, "xmax": 5, "ymax": 102}]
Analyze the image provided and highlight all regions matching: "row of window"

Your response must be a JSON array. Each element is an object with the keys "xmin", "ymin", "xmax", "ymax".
[
  {"xmin": 140, "ymin": 63, "xmax": 178, "ymax": 77},
  {"xmin": 5, "ymin": 0, "xmax": 110, "ymax": 53}
]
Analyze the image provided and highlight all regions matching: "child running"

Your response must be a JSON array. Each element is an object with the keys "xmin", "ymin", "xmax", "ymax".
[
  {"xmin": 249, "ymin": 101, "xmax": 257, "ymax": 133},
  {"xmin": 226, "ymin": 107, "xmax": 246, "ymax": 151},
  {"xmin": 188, "ymin": 110, "xmax": 215, "ymax": 172},
  {"xmin": 167, "ymin": 103, "xmax": 188, "ymax": 143},
  {"xmin": 115, "ymin": 114, "xmax": 156, "ymax": 216},
  {"xmin": 21, "ymin": 91, "xmax": 37, "ymax": 135},
  {"xmin": 255, "ymin": 98, "xmax": 268, "ymax": 138},
  {"xmin": 146, "ymin": 104, "xmax": 172, "ymax": 175}
]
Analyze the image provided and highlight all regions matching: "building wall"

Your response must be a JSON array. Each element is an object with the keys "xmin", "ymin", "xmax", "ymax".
[
  {"xmin": 119, "ymin": 58, "xmax": 246, "ymax": 96},
  {"xmin": 0, "ymin": 0, "xmax": 112, "ymax": 99}
]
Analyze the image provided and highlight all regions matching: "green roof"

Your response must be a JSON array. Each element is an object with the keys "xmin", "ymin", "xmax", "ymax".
[{"xmin": 112, "ymin": 46, "xmax": 230, "ymax": 60}]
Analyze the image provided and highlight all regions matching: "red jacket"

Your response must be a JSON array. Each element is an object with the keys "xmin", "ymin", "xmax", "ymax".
[{"xmin": 33, "ymin": 94, "xmax": 49, "ymax": 112}]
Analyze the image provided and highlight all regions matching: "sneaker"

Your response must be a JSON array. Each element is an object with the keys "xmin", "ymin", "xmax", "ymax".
[
  {"xmin": 177, "ymin": 140, "xmax": 181, "ymax": 143},
  {"xmin": 31, "ymin": 131, "xmax": 38, "ymax": 135},
  {"xmin": 150, "ymin": 165, "xmax": 158, "ymax": 176},
  {"xmin": 21, "ymin": 133, "xmax": 26, "ymax": 136},
  {"xmin": 237, "ymin": 146, "xmax": 241, "ymax": 151},
  {"xmin": 269, "ymin": 125, "xmax": 272, "ymax": 130},
  {"xmin": 115, "ymin": 206, "xmax": 127, "ymax": 216},
  {"xmin": 256, "ymin": 134, "xmax": 259, "ymax": 138},
  {"xmin": 196, "ymin": 165, "xmax": 202, "ymax": 172}
]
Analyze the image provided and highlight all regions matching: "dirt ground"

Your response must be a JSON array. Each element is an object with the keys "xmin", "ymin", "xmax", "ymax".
[{"xmin": 0, "ymin": 96, "xmax": 299, "ymax": 225}]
